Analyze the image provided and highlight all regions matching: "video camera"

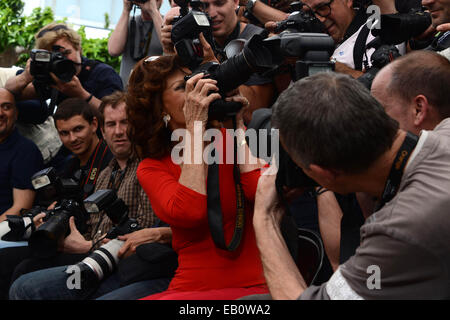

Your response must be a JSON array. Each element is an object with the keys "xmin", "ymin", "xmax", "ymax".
[
  {"xmin": 0, "ymin": 167, "xmax": 86, "ymax": 247},
  {"xmin": 30, "ymin": 49, "xmax": 77, "ymax": 85},
  {"xmin": 72, "ymin": 189, "xmax": 140, "ymax": 283}
]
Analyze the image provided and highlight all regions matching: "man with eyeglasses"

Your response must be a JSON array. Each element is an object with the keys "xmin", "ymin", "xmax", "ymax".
[{"xmin": 299, "ymin": 0, "xmax": 384, "ymax": 78}]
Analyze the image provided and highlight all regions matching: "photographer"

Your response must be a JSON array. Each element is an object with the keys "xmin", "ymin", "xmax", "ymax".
[
  {"xmin": 4, "ymin": 92, "xmax": 161, "ymax": 300},
  {"xmin": 161, "ymin": 0, "xmax": 276, "ymax": 124},
  {"xmin": 122, "ymin": 35, "xmax": 269, "ymax": 299},
  {"xmin": 108, "ymin": 0, "xmax": 164, "ymax": 87},
  {"xmin": 253, "ymin": 72, "xmax": 450, "ymax": 299},
  {"xmin": 371, "ymin": 50, "xmax": 450, "ymax": 134},
  {"xmin": 4, "ymin": 23, "xmax": 123, "ymax": 110}
]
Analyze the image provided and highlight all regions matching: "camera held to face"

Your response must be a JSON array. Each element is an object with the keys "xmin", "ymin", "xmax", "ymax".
[{"xmin": 30, "ymin": 49, "xmax": 77, "ymax": 85}]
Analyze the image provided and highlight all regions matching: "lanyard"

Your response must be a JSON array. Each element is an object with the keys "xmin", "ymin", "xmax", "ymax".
[
  {"xmin": 375, "ymin": 132, "xmax": 419, "ymax": 211},
  {"xmin": 107, "ymin": 162, "xmax": 127, "ymax": 193}
]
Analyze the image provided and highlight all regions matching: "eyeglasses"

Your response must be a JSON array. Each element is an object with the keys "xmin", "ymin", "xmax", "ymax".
[{"xmin": 302, "ymin": 0, "xmax": 334, "ymax": 18}]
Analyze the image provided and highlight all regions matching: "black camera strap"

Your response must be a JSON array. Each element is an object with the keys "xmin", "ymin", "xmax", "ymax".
[
  {"xmin": 375, "ymin": 132, "xmax": 419, "ymax": 211},
  {"xmin": 207, "ymin": 122, "xmax": 245, "ymax": 251},
  {"xmin": 107, "ymin": 162, "xmax": 127, "ymax": 193},
  {"xmin": 130, "ymin": 7, "xmax": 153, "ymax": 61},
  {"xmin": 82, "ymin": 139, "xmax": 110, "ymax": 198}
]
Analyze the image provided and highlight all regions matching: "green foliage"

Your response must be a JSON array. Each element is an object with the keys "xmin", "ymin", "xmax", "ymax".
[
  {"xmin": 1, "ymin": 0, "xmax": 120, "ymax": 73},
  {"xmin": 0, "ymin": 0, "xmax": 25, "ymax": 52},
  {"xmin": 78, "ymin": 26, "xmax": 121, "ymax": 73}
]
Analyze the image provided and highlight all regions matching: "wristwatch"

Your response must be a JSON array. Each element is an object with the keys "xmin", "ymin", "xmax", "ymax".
[{"xmin": 246, "ymin": 0, "xmax": 258, "ymax": 14}]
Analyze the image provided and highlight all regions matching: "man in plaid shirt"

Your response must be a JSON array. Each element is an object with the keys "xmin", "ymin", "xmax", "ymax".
[{"xmin": 7, "ymin": 91, "xmax": 173, "ymax": 300}]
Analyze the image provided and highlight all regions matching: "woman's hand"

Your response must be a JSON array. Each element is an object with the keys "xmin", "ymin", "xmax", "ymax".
[
  {"xmin": 183, "ymin": 73, "xmax": 221, "ymax": 127},
  {"xmin": 225, "ymin": 93, "xmax": 250, "ymax": 129}
]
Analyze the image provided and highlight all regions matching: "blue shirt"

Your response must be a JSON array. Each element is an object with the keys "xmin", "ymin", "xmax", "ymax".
[{"xmin": 0, "ymin": 128, "xmax": 44, "ymax": 215}]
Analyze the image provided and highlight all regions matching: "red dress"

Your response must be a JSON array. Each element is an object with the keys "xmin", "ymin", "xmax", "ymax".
[{"xmin": 137, "ymin": 130, "xmax": 268, "ymax": 300}]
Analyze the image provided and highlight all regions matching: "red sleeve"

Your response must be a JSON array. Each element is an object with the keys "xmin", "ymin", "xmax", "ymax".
[
  {"xmin": 137, "ymin": 158, "xmax": 207, "ymax": 228},
  {"xmin": 240, "ymin": 168, "xmax": 262, "ymax": 203}
]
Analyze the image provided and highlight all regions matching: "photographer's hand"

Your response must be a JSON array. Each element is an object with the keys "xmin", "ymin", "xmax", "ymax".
[
  {"xmin": 253, "ymin": 164, "xmax": 308, "ymax": 299},
  {"xmin": 437, "ymin": 23, "xmax": 450, "ymax": 32},
  {"xmin": 199, "ymin": 32, "xmax": 219, "ymax": 64},
  {"xmin": 32, "ymin": 212, "xmax": 47, "ymax": 229},
  {"xmin": 4, "ymin": 59, "xmax": 37, "ymax": 100},
  {"xmin": 62, "ymin": 216, "xmax": 92, "ymax": 254},
  {"xmin": 161, "ymin": 7, "xmax": 180, "ymax": 55},
  {"xmin": 49, "ymin": 73, "xmax": 101, "ymax": 108},
  {"xmin": 117, "ymin": 227, "xmax": 172, "ymax": 259},
  {"xmin": 183, "ymin": 73, "xmax": 220, "ymax": 127}
]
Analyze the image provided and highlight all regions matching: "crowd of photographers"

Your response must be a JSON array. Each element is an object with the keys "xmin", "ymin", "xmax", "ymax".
[{"xmin": 0, "ymin": 0, "xmax": 449, "ymax": 300}]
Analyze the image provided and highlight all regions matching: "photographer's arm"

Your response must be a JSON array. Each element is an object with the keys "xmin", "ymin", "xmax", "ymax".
[
  {"xmin": 49, "ymin": 73, "xmax": 102, "ymax": 109},
  {"xmin": 0, "ymin": 189, "xmax": 35, "ymax": 223},
  {"xmin": 239, "ymin": 0, "xmax": 288, "ymax": 24},
  {"xmin": 160, "ymin": 8, "xmax": 180, "ymax": 55},
  {"xmin": 108, "ymin": 0, "xmax": 133, "ymax": 56},
  {"xmin": 253, "ymin": 171, "xmax": 307, "ymax": 299},
  {"xmin": 178, "ymin": 73, "xmax": 221, "ymax": 195},
  {"xmin": 140, "ymin": 0, "xmax": 164, "ymax": 42},
  {"xmin": 117, "ymin": 227, "xmax": 172, "ymax": 258},
  {"xmin": 316, "ymin": 189, "xmax": 342, "ymax": 272},
  {"xmin": 4, "ymin": 60, "xmax": 38, "ymax": 100},
  {"xmin": 334, "ymin": 61, "xmax": 363, "ymax": 79}
]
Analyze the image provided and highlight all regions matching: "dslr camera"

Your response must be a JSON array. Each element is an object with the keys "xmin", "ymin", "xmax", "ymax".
[
  {"xmin": 71, "ymin": 189, "xmax": 140, "ymax": 284},
  {"xmin": 0, "ymin": 167, "xmax": 85, "ymax": 247},
  {"xmin": 30, "ymin": 49, "xmax": 77, "ymax": 85},
  {"xmin": 26, "ymin": 167, "xmax": 88, "ymax": 258}
]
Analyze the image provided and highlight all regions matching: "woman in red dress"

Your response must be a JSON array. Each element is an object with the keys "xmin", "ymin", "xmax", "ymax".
[{"xmin": 126, "ymin": 51, "xmax": 268, "ymax": 300}]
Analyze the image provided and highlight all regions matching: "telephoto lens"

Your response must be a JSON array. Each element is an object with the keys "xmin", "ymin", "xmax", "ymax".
[{"xmin": 70, "ymin": 190, "xmax": 140, "ymax": 284}]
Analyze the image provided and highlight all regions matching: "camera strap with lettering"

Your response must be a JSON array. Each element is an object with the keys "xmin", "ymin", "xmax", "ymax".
[
  {"xmin": 375, "ymin": 132, "xmax": 419, "ymax": 211},
  {"xmin": 207, "ymin": 127, "xmax": 245, "ymax": 251},
  {"xmin": 82, "ymin": 139, "xmax": 110, "ymax": 198}
]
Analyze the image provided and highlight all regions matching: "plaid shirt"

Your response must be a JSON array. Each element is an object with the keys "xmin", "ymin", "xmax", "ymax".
[{"xmin": 83, "ymin": 153, "xmax": 156, "ymax": 248}]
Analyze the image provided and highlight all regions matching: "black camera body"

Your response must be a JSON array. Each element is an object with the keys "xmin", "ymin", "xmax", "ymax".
[
  {"xmin": 274, "ymin": 9, "xmax": 325, "ymax": 34},
  {"xmin": 26, "ymin": 167, "xmax": 88, "ymax": 258},
  {"xmin": 171, "ymin": 0, "xmax": 216, "ymax": 70},
  {"xmin": 30, "ymin": 49, "xmax": 76, "ymax": 85},
  {"xmin": 28, "ymin": 199, "xmax": 88, "ymax": 258},
  {"xmin": 357, "ymin": 9, "xmax": 431, "ymax": 89}
]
